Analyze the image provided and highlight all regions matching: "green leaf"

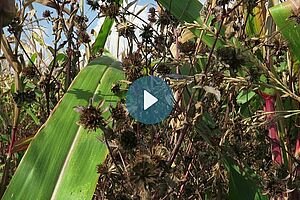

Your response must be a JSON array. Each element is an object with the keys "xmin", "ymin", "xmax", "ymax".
[
  {"xmin": 158, "ymin": 0, "xmax": 225, "ymax": 49},
  {"xmin": 158, "ymin": 0, "xmax": 202, "ymax": 23},
  {"xmin": 223, "ymin": 157, "xmax": 267, "ymax": 200},
  {"xmin": 28, "ymin": 53, "xmax": 37, "ymax": 67},
  {"xmin": 236, "ymin": 90, "xmax": 256, "ymax": 104},
  {"xmin": 2, "ymin": 55, "xmax": 124, "ymax": 200},
  {"xmin": 202, "ymin": 112, "xmax": 217, "ymax": 129},
  {"xmin": 26, "ymin": 108, "xmax": 40, "ymax": 125},
  {"xmin": 92, "ymin": 0, "xmax": 122, "ymax": 56},
  {"xmin": 246, "ymin": 6, "xmax": 265, "ymax": 37},
  {"xmin": 270, "ymin": 2, "xmax": 300, "ymax": 61},
  {"xmin": 56, "ymin": 53, "xmax": 67, "ymax": 63},
  {"xmin": 92, "ymin": 17, "xmax": 114, "ymax": 56},
  {"xmin": 32, "ymin": 31, "xmax": 45, "ymax": 46}
]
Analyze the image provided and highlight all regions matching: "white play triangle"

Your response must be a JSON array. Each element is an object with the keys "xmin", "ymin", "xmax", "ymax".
[{"xmin": 143, "ymin": 90, "xmax": 158, "ymax": 110}]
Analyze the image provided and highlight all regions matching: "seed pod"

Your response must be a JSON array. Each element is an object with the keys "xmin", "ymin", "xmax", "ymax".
[
  {"xmin": 87, "ymin": 0, "xmax": 100, "ymax": 11},
  {"xmin": 22, "ymin": 67, "xmax": 36, "ymax": 79},
  {"xmin": 148, "ymin": 7, "xmax": 156, "ymax": 23},
  {"xmin": 100, "ymin": 2, "xmax": 119, "ymax": 19},
  {"xmin": 117, "ymin": 21, "xmax": 135, "ymax": 38},
  {"xmin": 74, "ymin": 104, "xmax": 106, "ymax": 131},
  {"xmin": 140, "ymin": 25, "xmax": 153, "ymax": 41},
  {"xmin": 156, "ymin": 64, "xmax": 171, "ymax": 75},
  {"xmin": 119, "ymin": 130, "xmax": 137, "ymax": 150}
]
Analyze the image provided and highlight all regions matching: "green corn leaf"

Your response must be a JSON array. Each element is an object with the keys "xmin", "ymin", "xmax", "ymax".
[
  {"xmin": 158, "ymin": 0, "xmax": 202, "ymax": 23},
  {"xmin": 2, "ymin": 55, "xmax": 124, "ymax": 200},
  {"xmin": 158, "ymin": 0, "xmax": 225, "ymax": 49},
  {"xmin": 92, "ymin": 0, "xmax": 122, "ymax": 56},
  {"xmin": 92, "ymin": 17, "xmax": 115, "ymax": 56},
  {"xmin": 223, "ymin": 157, "xmax": 267, "ymax": 200},
  {"xmin": 270, "ymin": 1, "xmax": 300, "ymax": 61}
]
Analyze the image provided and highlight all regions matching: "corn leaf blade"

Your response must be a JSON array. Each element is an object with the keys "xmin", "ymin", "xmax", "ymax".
[
  {"xmin": 158, "ymin": 0, "xmax": 225, "ymax": 48},
  {"xmin": 92, "ymin": 17, "xmax": 114, "ymax": 56},
  {"xmin": 270, "ymin": 2, "xmax": 300, "ymax": 61},
  {"xmin": 2, "ymin": 55, "xmax": 124, "ymax": 200},
  {"xmin": 92, "ymin": 0, "xmax": 122, "ymax": 56}
]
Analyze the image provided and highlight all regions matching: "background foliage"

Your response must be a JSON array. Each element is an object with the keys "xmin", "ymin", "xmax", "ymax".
[{"xmin": 1, "ymin": 0, "xmax": 300, "ymax": 199}]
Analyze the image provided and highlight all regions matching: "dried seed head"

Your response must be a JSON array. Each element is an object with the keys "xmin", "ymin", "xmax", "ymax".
[
  {"xmin": 122, "ymin": 52, "xmax": 143, "ymax": 67},
  {"xmin": 157, "ymin": 10, "xmax": 171, "ymax": 26},
  {"xmin": 140, "ymin": 25, "xmax": 153, "ymax": 41},
  {"xmin": 216, "ymin": 46, "xmax": 244, "ymax": 69},
  {"xmin": 149, "ymin": 7, "xmax": 156, "ymax": 15},
  {"xmin": 111, "ymin": 83, "xmax": 121, "ymax": 94},
  {"xmin": 12, "ymin": 91, "xmax": 36, "ymax": 107},
  {"xmin": 148, "ymin": 7, "xmax": 156, "ymax": 23},
  {"xmin": 125, "ymin": 66, "xmax": 143, "ymax": 82},
  {"xmin": 22, "ymin": 67, "xmax": 36, "ymax": 79},
  {"xmin": 119, "ymin": 130, "xmax": 137, "ymax": 150},
  {"xmin": 122, "ymin": 52, "xmax": 143, "ymax": 81},
  {"xmin": 156, "ymin": 64, "xmax": 171, "ymax": 75},
  {"xmin": 117, "ymin": 21, "xmax": 135, "ymax": 38},
  {"xmin": 178, "ymin": 41, "xmax": 196, "ymax": 55},
  {"xmin": 110, "ymin": 102, "xmax": 126, "ymax": 121},
  {"xmin": 74, "ymin": 15, "xmax": 88, "ymax": 24},
  {"xmin": 100, "ymin": 3, "xmax": 119, "ymax": 19},
  {"xmin": 26, "ymin": 91, "xmax": 36, "ymax": 103},
  {"xmin": 130, "ymin": 156, "xmax": 160, "ymax": 187},
  {"xmin": 75, "ymin": 104, "xmax": 106, "ymax": 131},
  {"xmin": 87, "ymin": 0, "xmax": 100, "ymax": 10},
  {"xmin": 7, "ymin": 17, "xmax": 22, "ymax": 33},
  {"xmin": 154, "ymin": 34, "xmax": 165, "ymax": 45},
  {"xmin": 42, "ymin": 10, "xmax": 51, "ymax": 18},
  {"xmin": 78, "ymin": 31, "xmax": 91, "ymax": 43}
]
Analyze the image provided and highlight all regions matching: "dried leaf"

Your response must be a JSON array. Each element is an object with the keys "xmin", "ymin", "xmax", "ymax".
[{"xmin": 194, "ymin": 85, "xmax": 221, "ymax": 102}]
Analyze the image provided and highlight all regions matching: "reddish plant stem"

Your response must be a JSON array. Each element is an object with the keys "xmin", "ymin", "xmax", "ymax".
[
  {"xmin": 8, "ymin": 126, "xmax": 17, "ymax": 157},
  {"xmin": 295, "ymin": 131, "xmax": 300, "ymax": 174},
  {"xmin": 296, "ymin": 131, "xmax": 300, "ymax": 155},
  {"xmin": 260, "ymin": 92, "xmax": 283, "ymax": 165},
  {"xmin": 179, "ymin": 159, "xmax": 193, "ymax": 196},
  {"xmin": 292, "ymin": 132, "xmax": 300, "ymax": 200},
  {"xmin": 0, "ymin": 127, "xmax": 18, "ymax": 197}
]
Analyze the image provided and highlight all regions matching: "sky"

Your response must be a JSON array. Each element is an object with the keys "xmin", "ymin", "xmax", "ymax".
[
  {"xmin": 27, "ymin": 0, "xmax": 206, "ymax": 60},
  {"xmin": 29, "ymin": 0, "xmax": 156, "ymax": 59}
]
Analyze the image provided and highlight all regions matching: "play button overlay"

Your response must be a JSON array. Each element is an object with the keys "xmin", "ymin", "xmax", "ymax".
[
  {"xmin": 126, "ymin": 76, "xmax": 174, "ymax": 124},
  {"xmin": 144, "ymin": 90, "xmax": 158, "ymax": 110}
]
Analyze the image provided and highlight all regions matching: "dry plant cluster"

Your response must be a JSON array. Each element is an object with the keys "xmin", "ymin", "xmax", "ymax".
[{"xmin": 1, "ymin": 0, "xmax": 300, "ymax": 199}]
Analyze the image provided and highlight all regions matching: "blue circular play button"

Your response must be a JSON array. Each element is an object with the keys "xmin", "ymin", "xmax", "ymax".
[{"xmin": 126, "ymin": 76, "xmax": 174, "ymax": 124}]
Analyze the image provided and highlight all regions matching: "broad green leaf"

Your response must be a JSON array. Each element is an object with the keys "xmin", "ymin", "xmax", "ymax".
[
  {"xmin": 92, "ymin": 17, "xmax": 114, "ymax": 55},
  {"xmin": 158, "ymin": 0, "xmax": 225, "ymax": 49},
  {"xmin": 223, "ymin": 157, "xmax": 267, "ymax": 200},
  {"xmin": 92, "ymin": 0, "xmax": 122, "ymax": 56},
  {"xmin": 2, "ymin": 55, "xmax": 124, "ymax": 200},
  {"xmin": 270, "ymin": 1, "xmax": 300, "ymax": 60},
  {"xmin": 158, "ymin": 0, "xmax": 202, "ymax": 23}
]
